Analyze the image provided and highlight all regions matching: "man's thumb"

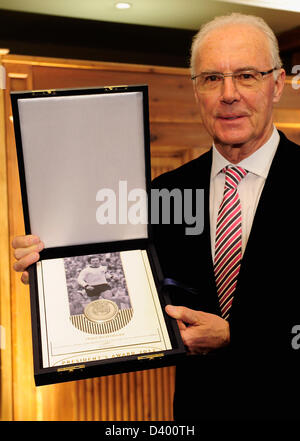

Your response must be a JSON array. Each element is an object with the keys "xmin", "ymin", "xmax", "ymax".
[{"xmin": 165, "ymin": 305, "xmax": 199, "ymax": 325}]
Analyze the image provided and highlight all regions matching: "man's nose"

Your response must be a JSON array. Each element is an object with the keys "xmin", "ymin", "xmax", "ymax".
[{"xmin": 220, "ymin": 76, "xmax": 241, "ymax": 103}]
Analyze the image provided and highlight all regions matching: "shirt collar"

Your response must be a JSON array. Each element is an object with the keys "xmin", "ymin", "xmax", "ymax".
[{"xmin": 211, "ymin": 126, "xmax": 280, "ymax": 179}]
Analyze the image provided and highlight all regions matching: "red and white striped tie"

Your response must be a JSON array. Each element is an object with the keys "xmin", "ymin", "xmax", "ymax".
[{"xmin": 214, "ymin": 165, "xmax": 248, "ymax": 320}]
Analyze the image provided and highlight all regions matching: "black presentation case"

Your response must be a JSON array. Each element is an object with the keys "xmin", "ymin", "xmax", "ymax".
[{"xmin": 11, "ymin": 84, "xmax": 186, "ymax": 386}]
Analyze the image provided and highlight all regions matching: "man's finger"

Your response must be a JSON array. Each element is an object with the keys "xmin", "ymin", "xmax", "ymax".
[
  {"xmin": 12, "ymin": 234, "xmax": 41, "ymax": 249},
  {"xmin": 13, "ymin": 241, "xmax": 44, "ymax": 260},
  {"xmin": 13, "ymin": 252, "xmax": 40, "ymax": 272},
  {"xmin": 20, "ymin": 271, "xmax": 30, "ymax": 285},
  {"xmin": 165, "ymin": 305, "xmax": 200, "ymax": 325}
]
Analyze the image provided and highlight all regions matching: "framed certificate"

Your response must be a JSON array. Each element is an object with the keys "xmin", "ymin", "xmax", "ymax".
[
  {"xmin": 11, "ymin": 85, "xmax": 185, "ymax": 386},
  {"xmin": 38, "ymin": 250, "xmax": 172, "ymax": 368}
]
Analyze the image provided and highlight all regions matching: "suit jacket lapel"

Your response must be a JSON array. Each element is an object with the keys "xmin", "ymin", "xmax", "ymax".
[
  {"xmin": 240, "ymin": 135, "xmax": 286, "ymax": 268},
  {"xmin": 231, "ymin": 133, "xmax": 289, "ymax": 316}
]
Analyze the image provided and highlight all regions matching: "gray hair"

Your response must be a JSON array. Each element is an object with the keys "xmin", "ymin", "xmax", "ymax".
[{"xmin": 190, "ymin": 13, "xmax": 282, "ymax": 78}]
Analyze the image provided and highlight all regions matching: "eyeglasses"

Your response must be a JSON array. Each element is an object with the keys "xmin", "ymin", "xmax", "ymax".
[{"xmin": 191, "ymin": 67, "xmax": 279, "ymax": 94}]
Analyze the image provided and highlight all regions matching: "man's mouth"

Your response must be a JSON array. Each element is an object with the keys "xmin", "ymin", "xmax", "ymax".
[{"xmin": 218, "ymin": 115, "xmax": 246, "ymax": 120}]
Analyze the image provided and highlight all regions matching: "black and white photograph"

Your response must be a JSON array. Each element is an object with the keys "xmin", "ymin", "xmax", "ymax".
[
  {"xmin": 64, "ymin": 252, "xmax": 132, "ymax": 316},
  {"xmin": 64, "ymin": 252, "xmax": 134, "ymax": 335},
  {"xmin": 36, "ymin": 249, "xmax": 172, "ymax": 368}
]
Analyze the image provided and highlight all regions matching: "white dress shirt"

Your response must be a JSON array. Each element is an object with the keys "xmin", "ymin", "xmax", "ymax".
[{"xmin": 210, "ymin": 126, "xmax": 280, "ymax": 260}]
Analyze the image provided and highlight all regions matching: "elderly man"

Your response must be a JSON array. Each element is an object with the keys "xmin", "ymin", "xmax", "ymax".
[{"xmin": 13, "ymin": 13, "xmax": 300, "ymax": 420}]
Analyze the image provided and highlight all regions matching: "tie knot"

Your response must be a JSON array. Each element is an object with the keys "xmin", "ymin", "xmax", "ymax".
[{"xmin": 223, "ymin": 165, "xmax": 248, "ymax": 189}]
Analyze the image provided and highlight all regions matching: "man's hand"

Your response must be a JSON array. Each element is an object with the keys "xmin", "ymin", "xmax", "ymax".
[
  {"xmin": 12, "ymin": 235, "xmax": 44, "ymax": 284},
  {"xmin": 165, "ymin": 304, "xmax": 230, "ymax": 355}
]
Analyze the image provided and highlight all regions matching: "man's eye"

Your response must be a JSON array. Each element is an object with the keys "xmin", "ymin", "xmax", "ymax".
[
  {"xmin": 238, "ymin": 73, "xmax": 255, "ymax": 80},
  {"xmin": 205, "ymin": 75, "xmax": 221, "ymax": 82}
]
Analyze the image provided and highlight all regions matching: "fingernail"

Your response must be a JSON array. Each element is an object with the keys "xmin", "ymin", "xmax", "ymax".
[
  {"xmin": 31, "ymin": 252, "xmax": 40, "ymax": 263},
  {"xmin": 30, "ymin": 235, "xmax": 40, "ymax": 245},
  {"xmin": 36, "ymin": 241, "xmax": 44, "ymax": 252}
]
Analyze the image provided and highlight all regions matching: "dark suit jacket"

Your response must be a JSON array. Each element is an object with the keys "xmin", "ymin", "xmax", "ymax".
[{"xmin": 151, "ymin": 131, "xmax": 300, "ymax": 420}]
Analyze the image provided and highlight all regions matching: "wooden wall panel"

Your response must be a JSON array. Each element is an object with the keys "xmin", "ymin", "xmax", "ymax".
[
  {"xmin": 3, "ymin": 62, "xmax": 38, "ymax": 421},
  {"xmin": 24, "ymin": 64, "xmax": 200, "ymax": 133},
  {"xmin": 274, "ymin": 78, "xmax": 300, "ymax": 109},
  {"xmin": 1, "ymin": 54, "xmax": 299, "ymax": 422},
  {"xmin": 0, "ymin": 56, "xmax": 13, "ymax": 421},
  {"xmin": 150, "ymin": 122, "xmax": 212, "ymax": 151},
  {"xmin": 30, "ymin": 64, "xmax": 199, "ymax": 121},
  {"xmin": 274, "ymin": 77, "xmax": 300, "ymax": 144}
]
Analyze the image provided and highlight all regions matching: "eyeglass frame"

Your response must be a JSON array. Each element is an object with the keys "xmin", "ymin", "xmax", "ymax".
[{"xmin": 191, "ymin": 67, "xmax": 280, "ymax": 88}]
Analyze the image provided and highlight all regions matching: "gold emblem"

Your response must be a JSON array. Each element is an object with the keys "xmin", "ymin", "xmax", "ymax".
[{"xmin": 84, "ymin": 299, "xmax": 119, "ymax": 323}]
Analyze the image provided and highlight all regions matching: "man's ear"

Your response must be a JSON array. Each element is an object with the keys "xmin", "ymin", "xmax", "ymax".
[{"xmin": 273, "ymin": 68, "xmax": 286, "ymax": 104}]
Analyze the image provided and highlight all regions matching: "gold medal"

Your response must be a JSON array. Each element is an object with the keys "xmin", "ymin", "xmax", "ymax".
[{"xmin": 84, "ymin": 299, "xmax": 119, "ymax": 323}]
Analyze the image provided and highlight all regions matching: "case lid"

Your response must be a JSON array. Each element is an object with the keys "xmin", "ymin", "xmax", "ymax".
[{"xmin": 11, "ymin": 85, "xmax": 150, "ymax": 249}]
